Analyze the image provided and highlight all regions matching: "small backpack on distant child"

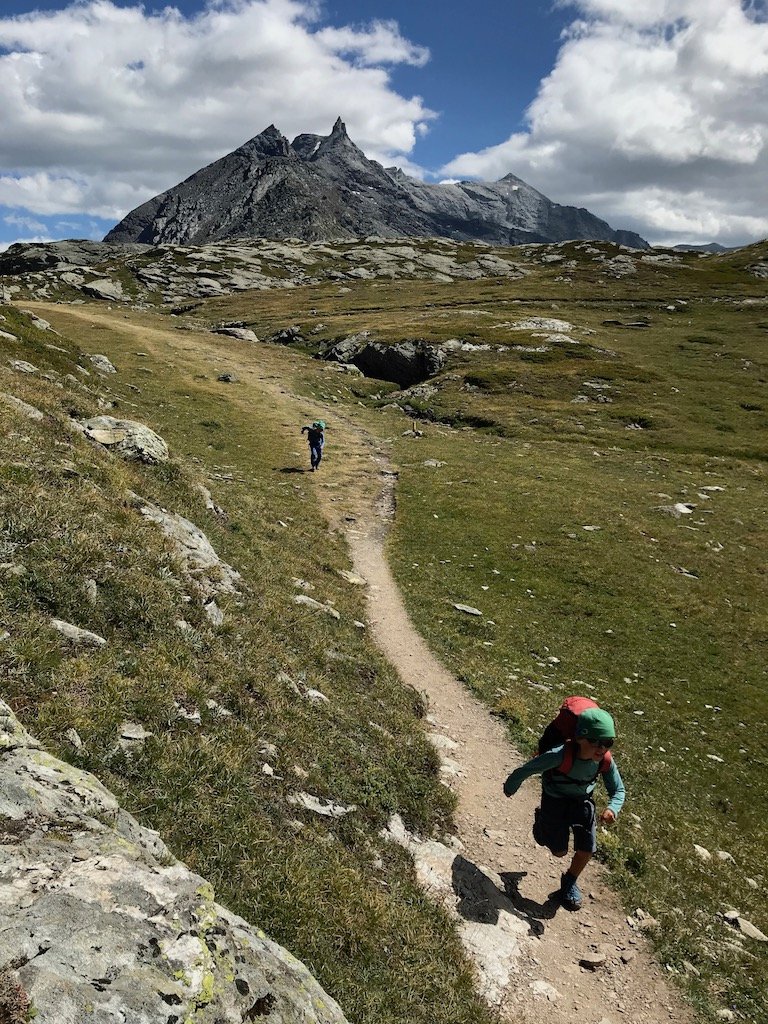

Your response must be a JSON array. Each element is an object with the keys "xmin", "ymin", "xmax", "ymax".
[{"xmin": 536, "ymin": 695, "xmax": 613, "ymax": 778}]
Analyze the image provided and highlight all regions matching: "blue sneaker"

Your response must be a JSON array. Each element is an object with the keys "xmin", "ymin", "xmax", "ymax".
[{"xmin": 560, "ymin": 871, "xmax": 582, "ymax": 911}]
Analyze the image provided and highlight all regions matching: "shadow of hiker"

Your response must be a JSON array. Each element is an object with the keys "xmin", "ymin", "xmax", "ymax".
[
  {"xmin": 451, "ymin": 855, "xmax": 546, "ymax": 938},
  {"xmin": 276, "ymin": 467, "xmax": 306, "ymax": 474},
  {"xmin": 499, "ymin": 870, "xmax": 561, "ymax": 934}
]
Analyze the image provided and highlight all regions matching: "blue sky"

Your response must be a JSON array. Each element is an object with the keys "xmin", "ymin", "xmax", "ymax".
[{"xmin": 1, "ymin": 0, "xmax": 767, "ymax": 249}]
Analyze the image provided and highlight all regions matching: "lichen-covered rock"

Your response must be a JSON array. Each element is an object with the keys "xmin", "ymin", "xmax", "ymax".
[
  {"xmin": 83, "ymin": 415, "xmax": 169, "ymax": 464},
  {"xmin": 87, "ymin": 353, "xmax": 118, "ymax": 374},
  {"xmin": 0, "ymin": 699, "xmax": 349, "ymax": 1024}
]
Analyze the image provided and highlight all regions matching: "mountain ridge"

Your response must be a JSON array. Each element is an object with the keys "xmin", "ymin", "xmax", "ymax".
[{"xmin": 105, "ymin": 119, "xmax": 649, "ymax": 249}]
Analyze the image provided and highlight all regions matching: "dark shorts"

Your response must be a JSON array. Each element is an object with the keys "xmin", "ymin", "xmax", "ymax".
[{"xmin": 536, "ymin": 791, "xmax": 596, "ymax": 854}]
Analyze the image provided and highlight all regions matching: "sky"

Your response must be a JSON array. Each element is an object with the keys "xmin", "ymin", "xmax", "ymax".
[{"xmin": 1, "ymin": 0, "xmax": 767, "ymax": 251}]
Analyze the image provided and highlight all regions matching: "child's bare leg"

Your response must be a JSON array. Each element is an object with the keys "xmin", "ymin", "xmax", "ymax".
[{"xmin": 567, "ymin": 849, "xmax": 592, "ymax": 878}]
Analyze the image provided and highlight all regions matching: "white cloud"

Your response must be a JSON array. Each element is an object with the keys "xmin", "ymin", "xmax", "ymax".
[
  {"xmin": 0, "ymin": 0, "xmax": 433, "ymax": 222},
  {"xmin": 443, "ymin": 0, "xmax": 768, "ymax": 244}
]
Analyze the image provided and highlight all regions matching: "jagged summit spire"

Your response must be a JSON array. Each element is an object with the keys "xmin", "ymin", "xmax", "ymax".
[
  {"xmin": 331, "ymin": 117, "xmax": 348, "ymax": 137},
  {"xmin": 242, "ymin": 124, "xmax": 292, "ymax": 159}
]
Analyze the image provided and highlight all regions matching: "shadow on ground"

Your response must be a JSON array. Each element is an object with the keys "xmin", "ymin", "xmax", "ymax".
[{"xmin": 451, "ymin": 855, "xmax": 560, "ymax": 939}]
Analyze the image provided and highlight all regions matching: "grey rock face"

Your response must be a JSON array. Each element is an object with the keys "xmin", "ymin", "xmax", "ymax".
[
  {"xmin": 0, "ymin": 699, "xmax": 349, "ymax": 1024},
  {"xmin": 322, "ymin": 333, "xmax": 444, "ymax": 386},
  {"xmin": 104, "ymin": 119, "xmax": 648, "ymax": 249},
  {"xmin": 353, "ymin": 339, "xmax": 446, "ymax": 388},
  {"xmin": 82, "ymin": 278, "xmax": 126, "ymax": 301}
]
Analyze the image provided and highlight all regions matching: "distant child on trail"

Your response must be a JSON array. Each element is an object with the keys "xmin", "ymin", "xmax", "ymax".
[
  {"xmin": 503, "ymin": 699, "xmax": 625, "ymax": 911},
  {"xmin": 301, "ymin": 420, "xmax": 325, "ymax": 471}
]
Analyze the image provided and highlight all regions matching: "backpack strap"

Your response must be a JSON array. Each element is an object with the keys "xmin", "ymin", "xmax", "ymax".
[
  {"xmin": 599, "ymin": 749, "xmax": 613, "ymax": 774},
  {"xmin": 546, "ymin": 741, "xmax": 612, "ymax": 784}
]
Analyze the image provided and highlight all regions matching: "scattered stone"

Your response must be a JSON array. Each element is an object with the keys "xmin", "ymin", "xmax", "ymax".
[
  {"xmin": 136, "ymin": 497, "xmax": 241, "ymax": 597},
  {"xmin": 304, "ymin": 689, "xmax": 330, "ymax": 706},
  {"xmin": 628, "ymin": 908, "xmax": 659, "ymax": 931},
  {"xmin": 512, "ymin": 317, "xmax": 573, "ymax": 332},
  {"xmin": 87, "ymin": 353, "xmax": 117, "ymax": 374},
  {"xmin": 293, "ymin": 594, "xmax": 341, "ymax": 619},
  {"xmin": 49, "ymin": 618, "xmax": 107, "ymax": 647},
  {"xmin": 579, "ymin": 950, "xmax": 607, "ymax": 970},
  {"xmin": 694, "ymin": 844, "xmax": 712, "ymax": 862},
  {"xmin": 0, "ymin": 328, "xmax": 19, "ymax": 341},
  {"xmin": 428, "ymin": 733, "xmax": 459, "ymax": 751},
  {"xmin": 530, "ymin": 980, "xmax": 561, "ymax": 1001},
  {"xmin": 118, "ymin": 721, "xmax": 152, "ymax": 750},
  {"xmin": 382, "ymin": 813, "xmax": 529, "ymax": 1004},
  {"xmin": 726, "ymin": 915, "xmax": 768, "ymax": 942},
  {"xmin": 337, "ymin": 569, "xmax": 367, "ymax": 586},
  {"xmin": 211, "ymin": 326, "xmax": 259, "ymax": 343},
  {"xmin": 174, "ymin": 702, "xmax": 201, "ymax": 724},
  {"xmin": 83, "ymin": 578, "xmax": 98, "ymax": 604},
  {"xmin": 717, "ymin": 851, "xmax": 736, "ymax": 864},
  {"xmin": 205, "ymin": 699, "xmax": 233, "ymax": 718},
  {"xmin": 82, "ymin": 278, "xmax": 125, "ymax": 301},
  {"xmin": 204, "ymin": 599, "xmax": 224, "ymax": 626},
  {"xmin": 453, "ymin": 603, "xmax": 482, "ymax": 616},
  {"xmin": 657, "ymin": 502, "xmax": 695, "ymax": 517},
  {"xmin": 716, "ymin": 1011, "xmax": 737, "ymax": 1022},
  {"xmin": 8, "ymin": 359, "xmax": 38, "ymax": 374},
  {"xmin": 64, "ymin": 728, "xmax": 83, "ymax": 750},
  {"xmin": 423, "ymin": 459, "xmax": 446, "ymax": 468},
  {"xmin": 217, "ymin": 372, "xmax": 236, "ymax": 382},
  {"xmin": 287, "ymin": 792, "xmax": 357, "ymax": 818}
]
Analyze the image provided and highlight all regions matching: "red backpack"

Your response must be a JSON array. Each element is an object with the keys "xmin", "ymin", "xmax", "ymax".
[{"xmin": 536, "ymin": 695, "xmax": 613, "ymax": 777}]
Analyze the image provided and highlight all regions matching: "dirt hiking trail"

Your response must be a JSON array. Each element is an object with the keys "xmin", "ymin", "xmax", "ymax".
[
  {"xmin": 34, "ymin": 304, "xmax": 697, "ymax": 1024},
  {"xmin": 338, "ymin": 463, "xmax": 695, "ymax": 1024}
]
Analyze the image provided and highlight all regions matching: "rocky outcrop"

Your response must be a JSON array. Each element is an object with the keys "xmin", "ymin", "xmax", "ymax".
[
  {"xmin": 104, "ymin": 119, "xmax": 648, "ymax": 249},
  {"xmin": 0, "ymin": 699, "xmax": 349, "ymax": 1024},
  {"xmin": 322, "ymin": 334, "xmax": 445, "ymax": 387}
]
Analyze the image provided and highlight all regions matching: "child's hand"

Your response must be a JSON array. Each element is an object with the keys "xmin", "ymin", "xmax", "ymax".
[{"xmin": 600, "ymin": 809, "xmax": 616, "ymax": 825}]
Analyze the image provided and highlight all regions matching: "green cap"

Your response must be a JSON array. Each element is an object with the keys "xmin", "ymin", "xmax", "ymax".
[{"xmin": 576, "ymin": 708, "xmax": 616, "ymax": 741}]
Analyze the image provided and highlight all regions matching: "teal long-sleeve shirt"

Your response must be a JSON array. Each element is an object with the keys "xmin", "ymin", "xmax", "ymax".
[{"xmin": 504, "ymin": 744, "xmax": 626, "ymax": 816}]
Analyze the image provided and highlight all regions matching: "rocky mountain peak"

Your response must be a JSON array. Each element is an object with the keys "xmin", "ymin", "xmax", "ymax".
[
  {"xmin": 241, "ymin": 123, "xmax": 293, "ymax": 160},
  {"xmin": 104, "ymin": 120, "xmax": 649, "ymax": 248}
]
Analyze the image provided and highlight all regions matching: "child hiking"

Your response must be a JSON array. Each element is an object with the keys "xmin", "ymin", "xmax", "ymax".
[
  {"xmin": 503, "ymin": 699, "xmax": 625, "ymax": 911},
  {"xmin": 301, "ymin": 420, "xmax": 325, "ymax": 472}
]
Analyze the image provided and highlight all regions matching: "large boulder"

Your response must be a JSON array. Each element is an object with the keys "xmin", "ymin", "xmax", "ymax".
[
  {"xmin": 0, "ymin": 699, "xmax": 349, "ymax": 1024},
  {"xmin": 83, "ymin": 416, "xmax": 169, "ymax": 464}
]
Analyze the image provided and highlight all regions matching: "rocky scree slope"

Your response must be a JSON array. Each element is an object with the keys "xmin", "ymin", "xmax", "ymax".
[
  {"xmin": 3, "ymin": 234, "xmax": 743, "ymax": 309},
  {"xmin": 104, "ymin": 118, "xmax": 648, "ymax": 248}
]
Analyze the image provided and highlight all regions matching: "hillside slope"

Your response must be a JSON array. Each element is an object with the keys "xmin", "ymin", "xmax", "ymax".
[{"xmin": 0, "ymin": 305, "xmax": 494, "ymax": 1024}]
